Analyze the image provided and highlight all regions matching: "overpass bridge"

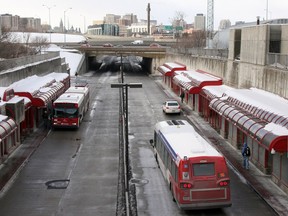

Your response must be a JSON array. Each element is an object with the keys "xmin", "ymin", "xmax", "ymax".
[
  {"xmin": 69, "ymin": 45, "xmax": 168, "ymax": 74},
  {"xmin": 76, "ymin": 45, "xmax": 167, "ymax": 58}
]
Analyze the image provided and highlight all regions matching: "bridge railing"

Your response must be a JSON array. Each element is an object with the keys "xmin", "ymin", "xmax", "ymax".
[{"xmin": 167, "ymin": 47, "xmax": 228, "ymax": 59}]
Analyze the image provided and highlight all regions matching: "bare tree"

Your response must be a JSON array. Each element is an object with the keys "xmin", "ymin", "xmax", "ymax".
[
  {"xmin": 0, "ymin": 27, "xmax": 13, "ymax": 43},
  {"xmin": 169, "ymin": 11, "xmax": 186, "ymax": 27},
  {"xmin": 190, "ymin": 30, "xmax": 206, "ymax": 47},
  {"xmin": 176, "ymin": 30, "xmax": 206, "ymax": 49},
  {"xmin": 30, "ymin": 36, "xmax": 49, "ymax": 54},
  {"xmin": 169, "ymin": 11, "xmax": 187, "ymax": 42},
  {"xmin": 0, "ymin": 27, "xmax": 35, "ymax": 59}
]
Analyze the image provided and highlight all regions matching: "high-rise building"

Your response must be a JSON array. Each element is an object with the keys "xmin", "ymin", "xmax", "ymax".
[
  {"xmin": 104, "ymin": 14, "xmax": 121, "ymax": 24},
  {"xmin": 19, "ymin": 17, "xmax": 41, "ymax": 32},
  {"xmin": 194, "ymin": 13, "xmax": 205, "ymax": 30},
  {"xmin": 122, "ymin": 14, "xmax": 138, "ymax": 24},
  {"xmin": 0, "ymin": 14, "xmax": 20, "ymax": 31}
]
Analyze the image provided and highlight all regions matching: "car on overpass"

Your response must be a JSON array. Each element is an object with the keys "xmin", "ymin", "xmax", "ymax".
[
  {"xmin": 149, "ymin": 43, "xmax": 161, "ymax": 48},
  {"xmin": 102, "ymin": 43, "xmax": 114, "ymax": 47},
  {"xmin": 131, "ymin": 40, "xmax": 143, "ymax": 45}
]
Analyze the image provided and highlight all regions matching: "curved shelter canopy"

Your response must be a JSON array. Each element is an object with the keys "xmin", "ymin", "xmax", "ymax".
[
  {"xmin": 163, "ymin": 62, "xmax": 186, "ymax": 72},
  {"xmin": 0, "ymin": 115, "xmax": 17, "ymax": 141},
  {"xmin": 200, "ymin": 85, "xmax": 235, "ymax": 100},
  {"xmin": 10, "ymin": 74, "xmax": 65, "ymax": 108},
  {"xmin": 158, "ymin": 65, "xmax": 173, "ymax": 76},
  {"xmin": 173, "ymin": 70, "xmax": 223, "ymax": 94},
  {"xmin": 44, "ymin": 72, "xmax": 70, "ymax": 90},
  {"xmin": 209, "ymin": 87, "xmax": 288, "ymax": 153},
  {"xmin": 32, "ymin": 82, "xmax": 65, "ymax": 107},
  {"xmin": 157, "ymin": 62, "xmax": 187, "ymax": 77}
]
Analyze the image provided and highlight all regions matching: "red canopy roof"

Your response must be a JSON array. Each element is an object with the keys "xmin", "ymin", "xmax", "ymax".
[
  {"xmin": 0, "ymin": 116, "xmax": 17, "ymax": 140},
  {"xmin": 157, "ymin": 62, "xmax": 187, "ymax": 77},
  {"xmin": 210, "ymin": 98, "xmax": 288, "ymax": 153},
  {"xmin": 173, "ymin": 70, "xmax": 223, "ymax": 94},
  {"xmin": 15, "ymin": 82, "xmax": 64, "ymax": 108}
]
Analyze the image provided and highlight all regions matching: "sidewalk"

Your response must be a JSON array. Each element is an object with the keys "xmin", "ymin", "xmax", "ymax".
[
  {"xmin": 0, "ymin": 128, "xmax": 48, "ymax": 195},
  {"xmin": 156, "ymin": 80, "xmax": 288, "ymax": 216},
  {"xmin": 186, "ymin": 112, "xmax": 288, "ymax": 216}
]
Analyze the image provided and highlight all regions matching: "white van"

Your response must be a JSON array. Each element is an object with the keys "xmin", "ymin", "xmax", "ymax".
[{"xmin": 131, "ymin": 40, "xmax": 144, "ymax": 45}]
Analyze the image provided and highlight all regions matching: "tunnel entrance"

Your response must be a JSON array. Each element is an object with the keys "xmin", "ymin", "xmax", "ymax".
[{"xmin": 87, "ymin": 55, "xmax": 153, "ymax": 74}]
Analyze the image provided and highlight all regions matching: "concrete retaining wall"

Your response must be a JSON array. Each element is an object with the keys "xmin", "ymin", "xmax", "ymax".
[
  {"xmin": 164, "ymin": 52, "xmax": 288, "ymax": 99},
  {"xmin": 165, "ymin": 53, "xmax": 226, "ymax": 78},
  {"xmin": 0, "ymin": 52, "xmax": 67, "ymax": 87}
]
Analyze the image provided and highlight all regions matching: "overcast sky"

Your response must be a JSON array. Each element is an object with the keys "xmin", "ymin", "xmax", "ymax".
[{"xmin": 1, "ymin": 0, "xmax": 287, "ymax": 31}]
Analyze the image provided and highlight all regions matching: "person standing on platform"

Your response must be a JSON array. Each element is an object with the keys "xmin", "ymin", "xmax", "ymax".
[{"xmin": 242, "ymin": 142, "xmax": 251, "ymax": 170}]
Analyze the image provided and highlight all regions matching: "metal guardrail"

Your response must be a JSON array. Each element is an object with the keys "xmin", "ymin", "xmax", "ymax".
[{"xmin": 267, "ymin": 53, "xmax": 288, "ymax": 69}]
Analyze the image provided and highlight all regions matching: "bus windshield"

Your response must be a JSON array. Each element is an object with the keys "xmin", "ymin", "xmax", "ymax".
[
  {"xmin": 193, "ymin": 163, "xmax": 215, "ymax": 176},
  {"xmin": 53, "ymin": 108, "xmax": 78, "ymax": 118}
]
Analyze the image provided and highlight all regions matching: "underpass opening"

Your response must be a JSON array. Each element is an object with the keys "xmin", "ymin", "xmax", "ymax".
[{"xmin": 87, "ymin": 55, "xmax": 153, "ymax": 75}]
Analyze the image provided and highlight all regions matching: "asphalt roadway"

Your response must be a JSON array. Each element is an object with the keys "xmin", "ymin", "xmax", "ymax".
[{"xmin": 0, "ymin": 77, "xmax": 288, "ymax": 216}]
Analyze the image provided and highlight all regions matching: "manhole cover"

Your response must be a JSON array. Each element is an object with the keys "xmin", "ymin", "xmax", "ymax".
[{"xmin": 45, "ymin": 179, "xmax": 70, "ymax": 189}]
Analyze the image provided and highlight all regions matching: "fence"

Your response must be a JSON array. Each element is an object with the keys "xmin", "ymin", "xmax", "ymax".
[
  {"xmin": 0, "ymin": 52, "xmax": 60, "ymax": 72},
  {"xmin": 167, "ymin": 47, "xmax": 228, "ymax": 59}
]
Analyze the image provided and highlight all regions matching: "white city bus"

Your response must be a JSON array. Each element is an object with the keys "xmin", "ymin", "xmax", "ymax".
[{"xmin": 150, "ymin": 119, "xmax": 232, "ymax": 210}]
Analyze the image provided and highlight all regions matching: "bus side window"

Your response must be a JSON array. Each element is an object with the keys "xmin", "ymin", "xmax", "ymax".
[{"xmin": 171, "ymin": 162, "xmax": 178, "ymax": 182}]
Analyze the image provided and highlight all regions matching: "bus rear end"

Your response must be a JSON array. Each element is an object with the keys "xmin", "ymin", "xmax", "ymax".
[{"xmin": 174, "ymin": 156, "xmax": 231, "ymax": 210}]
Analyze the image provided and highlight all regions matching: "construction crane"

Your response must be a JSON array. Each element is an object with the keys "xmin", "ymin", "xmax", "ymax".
[{"xmin": 207, "ymin": 0, "xmax": 214, "ymax": 32}]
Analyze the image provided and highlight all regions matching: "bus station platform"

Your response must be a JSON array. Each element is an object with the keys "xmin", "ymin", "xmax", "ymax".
[
  {"xmin": 156, "ymin": 79, "xmax": 288, "ymax": 216},
  {"xmin": 0, "ymin": 129, "xmax": 48, "ymax": 195},
  {"xmin": 174, "ymin": 103, "xmax": 286, "ymax": 216}
]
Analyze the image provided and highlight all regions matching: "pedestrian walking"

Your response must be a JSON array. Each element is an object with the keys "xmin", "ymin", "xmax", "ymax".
[
  {"xmin": 180, "ymin": 92, "xmax": 184, "ymax": 103},
  {"xmin": 242, "ymin": 142, "xmax": 251, "ymax": 170},
  {"xmin": 42, "ymin": 110, "xmax": 48, "ymax": 129}
]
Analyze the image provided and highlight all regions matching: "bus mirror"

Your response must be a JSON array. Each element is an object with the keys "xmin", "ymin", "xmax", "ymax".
[{"xmin": 149, "ymin": 139, "xmax": 154, "ymax": 146}]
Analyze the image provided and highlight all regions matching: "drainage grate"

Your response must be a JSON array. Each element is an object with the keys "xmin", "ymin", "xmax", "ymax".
[{"xmin": 45, "ymin": 179, "xmax": 70, "ymax": 189}]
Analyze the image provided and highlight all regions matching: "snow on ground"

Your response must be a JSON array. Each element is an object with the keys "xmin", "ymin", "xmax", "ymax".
[
  {"xmin": 12, "ymin": 32, "xmax": 86, "ymax": 43},
  {"xmin": 10, "ymin": 32, "xmax": 86, "ymax": 77},
  {"xmin": 43, "ymin": 44, "xmax": 84, "ymax": 77}
]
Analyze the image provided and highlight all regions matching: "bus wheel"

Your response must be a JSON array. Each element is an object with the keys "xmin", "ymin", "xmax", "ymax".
[
  {"xmin": 155, "ymin": 154, "xmax": 160, "ymax": 168},
  {"xmin": 170, "ymin": 184, "xmax": 176, "ymax": 202}
]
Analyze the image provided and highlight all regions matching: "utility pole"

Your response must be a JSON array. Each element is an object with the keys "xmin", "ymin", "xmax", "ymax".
[
  {"xmin": 266, "ymin": 0, "xmax": 269, "ymax": 20},
  {"xmin": 43, "ymin": 4, "xmax": 55, "ymax": 43},
  {"xmin": 147, "ymin": 3, "xmax": 151, "ymax": 35},
  {"xmin": 80, "ymin": 15, "xmax": 86, "ymax": 33},
  {"xmin": 63, "ymin": 7, "xmax": 72, "ymax": 46}
]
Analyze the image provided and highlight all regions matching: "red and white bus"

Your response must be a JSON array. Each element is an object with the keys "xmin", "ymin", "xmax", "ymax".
[
  {"xmin": 52, "ymin": 86, "xmax": 90, "ymax": 128},
  {"xmin": 150, "ymin": 119, "xmax": 232, "ymax": 210}
]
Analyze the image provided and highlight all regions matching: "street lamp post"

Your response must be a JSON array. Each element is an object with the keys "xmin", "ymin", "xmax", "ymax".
[
  {"xmin": 266, "ymin": 0, "xmax": 269, "ymax": 20},
  {"xmin": 120, "ymin": 54, "xmax": 124, "ymax": 83},
  {"xmin": 111, "ymin": 82, "xmax": 142, "ymax": 194},
  {"xmin": 64, "ymin": 7, "xmax": 72, "ymax": 46},
  {"xmin": 43, "ymin": 4, "xmax": 55, "ymax": 43},
  {"xmin": 80, "ymin": 14, "xmax": 86, "ymax": 33},
  {"xmin": 111, "ymin": 83, "xmax": 142, "ymax": 144}
]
